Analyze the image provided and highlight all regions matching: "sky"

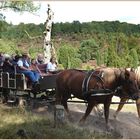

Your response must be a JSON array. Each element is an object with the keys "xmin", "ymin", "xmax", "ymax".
[{"xmin": 1, "ymin": 1, "xmax": 140, "ymax": 25}]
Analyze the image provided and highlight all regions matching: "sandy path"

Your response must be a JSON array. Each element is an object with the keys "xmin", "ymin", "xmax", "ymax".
[
  {"xmin": 66, "ymin": 97, "xmax": 140, "ymax": 139},
  {"xmin": 33, "ymin": 97, "xmax": 140, "ymax": 139}
]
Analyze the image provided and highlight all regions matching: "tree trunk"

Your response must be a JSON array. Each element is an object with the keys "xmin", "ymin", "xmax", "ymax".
[{"xmin": 43, "ymin": 4, "xmax": 56, "ymax": 63}]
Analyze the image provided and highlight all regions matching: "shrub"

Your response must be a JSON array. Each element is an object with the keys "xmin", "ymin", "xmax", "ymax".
[{"xmin": 58, "ymin": 44, "xmax": 82, "ymax": 69}]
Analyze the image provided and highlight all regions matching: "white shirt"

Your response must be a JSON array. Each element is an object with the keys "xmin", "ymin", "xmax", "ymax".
[
  {"xmin": 46, "ymin": 62, "xmax": 57, "ymax": 72},
  {"xmin": 17, "ymin": 59, "xmax": 29, "ymax": 68}
]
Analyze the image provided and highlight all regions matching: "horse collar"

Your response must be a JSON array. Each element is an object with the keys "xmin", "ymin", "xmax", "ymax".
[
  {"xmin": 82, "ymin": 70, "xmax": 95, "ymax": 93},
  {"xmin": 82, "ymin": 70, "xmax": 105, "ymax": 99}
]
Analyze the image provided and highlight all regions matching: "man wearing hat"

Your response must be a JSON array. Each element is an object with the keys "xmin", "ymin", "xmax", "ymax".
[{"xmin": 17, "ymin": 53, "xmax": 40, "ymax": 87}]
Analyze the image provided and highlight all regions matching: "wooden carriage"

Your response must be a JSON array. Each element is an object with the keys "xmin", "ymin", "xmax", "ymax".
[{"xmin": 0, "ymin": 64, "xmax": 60, "ymax": 104}]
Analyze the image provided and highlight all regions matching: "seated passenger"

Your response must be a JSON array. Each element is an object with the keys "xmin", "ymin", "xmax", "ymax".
[
  {"xmin": 17, "ymin": 53, "xmax": 40, "ymax": 86},
  {"xmin": 30, "ymin": 58, "xmax": 46, "ymax": 76},
  {"xmin": 2, "ymin": 57, "xmax": 14, "ymax": 73},
  {"xmin": 11, "ymin": 54, "xmax": 22, "ymax": 65},
  {"xmin": 36, "ymin": 53, "xmax": 45, "ymax": 64},
  {"xmin": 46, "ymin": 57, "xmax": 57, "ymax": 73}
]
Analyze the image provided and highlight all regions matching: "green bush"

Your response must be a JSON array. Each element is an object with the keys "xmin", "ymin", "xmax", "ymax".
[
  {"xmin": 79, "ymin": 39, "xmax": 100, "ymax": 63},
  {"xmin": 0, "ymin": 39, "xmax": 20, "ymax": 54},
  {"xmin": 58, "ymin": 44, "xmax": 82, "ymax": 69}
]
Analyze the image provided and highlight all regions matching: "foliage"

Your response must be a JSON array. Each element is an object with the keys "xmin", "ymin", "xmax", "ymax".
[
  {"xmin": 0, "ymin": 1, "xmax": 40, "ymax": 22},
  {"xmin": 0, "ymin": 22, "xmax": 44, "ymax": 41},
  {"xmin": 58, "ymin": 44, "xmax": 82, "ymax": 69},
  {"xmin": 52, "ymin": 20, "xmax": 140, "ymax": 36},
  {"xmin": 28, "ymin": 46, "xmax": 43, "ymax": 59},
  {"xmin": 0, "ymin": 1, "xmax": 40, "ymax": 12},
  {"xmin": 0, "ymin": 20, "xmax": 9, "ymax": 37},
  {"xmin": 130, "ymin": 48, "xmax": 139, "ymax": 68},
  {"xmin": 79, "ymin": 39, "xmax": 100, "ymax": 63},
  {"xmin": 0, "ymin": 39, "xmax": 21, "ymax": 54},
  {"xmin": 82, "ymin": 65, "xmax": 93, "ymax": 70},
  {"xmin": 1, "ymin": 19, "xmax": 140, "ymax": 68}
]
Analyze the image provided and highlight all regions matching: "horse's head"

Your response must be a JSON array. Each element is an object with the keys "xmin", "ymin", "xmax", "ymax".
[{"xmin": 119, "ymin": 69, "xmax": 140, "ymax": 100}]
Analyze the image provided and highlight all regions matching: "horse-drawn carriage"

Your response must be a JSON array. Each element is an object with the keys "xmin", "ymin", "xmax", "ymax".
[
  {"xmin": 0, "ymin": 64, "xmax": 59, "ymax": 104},
  {"xmin": 1, "ymin": 66, "xmax": 140, "ymax": 130}
]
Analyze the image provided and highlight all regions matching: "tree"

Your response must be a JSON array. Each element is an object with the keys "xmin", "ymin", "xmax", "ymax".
[
  {"xmin": 0, "ymin": 1, "xmax": 40, "ymax": 12},
  {"xmin": 130, "ymin": 48, "xmax": 139, "ymax": 68},
  {"xmin": 58, "ymin": 44, "xmax": 82, "ymax": 69},
  {"xmin": 71, "ymin": 20, "xmax": 81, "ymax": 33},
  {"xmin": 79, "ymin": 39, "xmax": 101, "ymax": 63},
  {"xmin": 0, "ymin": 1, "xmax": 40, "ymax": 19},
  {"xmin": 0, "ymin": 20, "xmax": 9, "ymax": 38},
  {"xmin": 106, "ymin": 44, "xmax": 119, "ymax": 67}
]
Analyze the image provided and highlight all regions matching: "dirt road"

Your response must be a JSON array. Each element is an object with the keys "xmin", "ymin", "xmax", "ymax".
[
  {"xmin": 33, "ymin": 97, "xmax": 140, "ymax": 139},
  {"xmin": 66, "ymin": 98, "xmax": 140, "ymax": 139}
]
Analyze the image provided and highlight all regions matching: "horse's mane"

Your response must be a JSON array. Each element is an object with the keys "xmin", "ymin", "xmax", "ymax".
[{"xmin": 70, "ymin": 69, "xmax": 93, "ymax": 74}]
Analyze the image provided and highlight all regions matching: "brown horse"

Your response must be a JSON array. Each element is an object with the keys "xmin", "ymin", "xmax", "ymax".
[
  {"xmin": 55, "ymin": 68, "xmax": 140, "ymax": 130},
  {"xmin": 113, "ymin": 67, "xmax": 140, "ymax": 121}
]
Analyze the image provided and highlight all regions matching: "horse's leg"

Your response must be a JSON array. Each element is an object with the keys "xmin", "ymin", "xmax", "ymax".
[
  {"xmin": 136, "ymin": 98, "xmax": 140, "ymax": 124},
  {"xmin": 55, "ymin": 89, "xmax": 70, "ymax": 114},
  {"xmin": 93, "ymin": 105, "xmax": 98, "ymax": 115},
  {"xmin": 61, "ymin": 98, "xmax": 74, "ymax": 121},
  {"xmin": 79, "ymin": 100, "xmax": 96, "ymax": 123},
  {"xmin": 113, "ymin": 97, "xmax": 128, "ymax": 119},
  {"xmin": 94, "ymin": 104, "xmax": 103, "ymax": 117},
  {"xmin": 61, "ymin": 98, "xmax": 70, "ymax": 114},
  {"xmin": 104, "ymin": 96, "xmax": 112, "ymax": 131}
]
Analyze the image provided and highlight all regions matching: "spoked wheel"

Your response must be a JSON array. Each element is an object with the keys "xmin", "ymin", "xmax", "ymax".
[
  {"xmin": 0, "ymin": 93, "xmax": 6, "ymax": 104},
  {"xmin": 6, "ymin": 90, "xmax": 19, "ymax": 106},
  {"xmin": 0, "ymin": 88, "xmax": 10, "ymax": 104},
  {"xmin": 45, "ymin": 89, "xmax": 56, "ymax": 100}
]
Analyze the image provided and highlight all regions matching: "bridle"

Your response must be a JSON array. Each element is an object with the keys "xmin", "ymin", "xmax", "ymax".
[{"xmin": 114, "ymin": 68, "xmax": 140, "ymax": 100}]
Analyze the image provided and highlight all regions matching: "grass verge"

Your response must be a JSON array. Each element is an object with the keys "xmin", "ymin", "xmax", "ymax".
[{"xmin": 0, "ymin": 104, "xmax": 121, "ymax": 139}]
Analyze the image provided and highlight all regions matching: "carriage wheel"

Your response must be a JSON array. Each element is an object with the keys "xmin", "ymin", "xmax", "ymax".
[
  {"xmin": 0, "ymin": 88, "xmax": 10, "ymax": 104},
  {"xmin": 18, "ymin": 97, "xmax": 28, "ymax": 108},
  {"xmin": 0, "ymin": 92, "xmax": 6, "ymax": 104},
  {"xmin": 45, "ymin": 89, "xmax": 56, "ymax": 100},
  {"xmin": 7, "ymin": 90, "xmax": 19, "ymax": 106}
]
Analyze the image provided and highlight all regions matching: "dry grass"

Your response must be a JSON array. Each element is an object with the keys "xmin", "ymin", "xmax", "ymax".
[{"xmin": 0, "ymin": 104, "xmax": 116, "ymax": 139}]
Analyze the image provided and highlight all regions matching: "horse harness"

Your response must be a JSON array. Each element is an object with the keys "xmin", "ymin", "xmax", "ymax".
[{"xmin": 82, "ymin": 70, "xmax": 113, "ymax": 100}]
